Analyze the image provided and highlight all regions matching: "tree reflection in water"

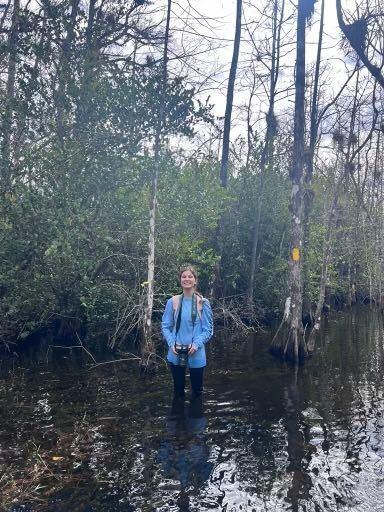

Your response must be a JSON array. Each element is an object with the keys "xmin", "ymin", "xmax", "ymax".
[
  {"xmin": 283, "ymin": 366, "xmax": 314, "ymax": 512},
  {"xmin": 2, "ymin": 308, "xmax": 384, "ymax": 510}
]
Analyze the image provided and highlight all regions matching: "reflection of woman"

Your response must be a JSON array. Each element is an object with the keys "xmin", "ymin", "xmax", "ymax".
[
  {"xmin": 157, "ymin": 395, "xmax": 212, "ymax": 494},
  {"xmin": 161, "ymin": 265, "xmax": 213, "ymax": 398}
]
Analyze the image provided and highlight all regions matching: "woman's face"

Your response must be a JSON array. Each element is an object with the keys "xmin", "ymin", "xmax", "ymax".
[{"xmin": 180, "ymin": 270, "xmax": 197, "ymax": 290}]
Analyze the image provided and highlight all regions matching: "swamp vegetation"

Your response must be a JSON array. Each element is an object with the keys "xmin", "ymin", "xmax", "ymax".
[{"xmin": 0, "ymin": 0, "xmax": 384, "ymax": 361}]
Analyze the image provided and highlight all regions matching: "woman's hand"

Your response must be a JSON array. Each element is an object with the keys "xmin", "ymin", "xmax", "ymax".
[
  {"xmin": 171, "ymin": 344, "xmax": 178, "ymax": 355},
  {"xmin": 188, "ymin": 345, "xmax": 197, "ymax": 356}
]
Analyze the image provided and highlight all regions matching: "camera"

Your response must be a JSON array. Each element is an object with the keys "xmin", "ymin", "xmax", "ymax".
[{"xmin": 175, "ymin": 344, "xmax": 189, "ymax": 367}]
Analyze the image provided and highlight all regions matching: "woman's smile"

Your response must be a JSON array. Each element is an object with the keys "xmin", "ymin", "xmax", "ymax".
[{"xmin": 181, "ymin": 271, "xmax": 196, "ymax": 289}]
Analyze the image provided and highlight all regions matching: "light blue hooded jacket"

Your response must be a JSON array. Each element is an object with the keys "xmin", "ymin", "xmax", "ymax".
[{"xmin": 161, "ymin": 296, "xmax": 213, "ymax": 368}]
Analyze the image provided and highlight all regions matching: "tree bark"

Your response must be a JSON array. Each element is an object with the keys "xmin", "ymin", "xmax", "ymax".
[
  {"xmin": 1, "ymin": 0, "xmax": 20, "ymax": 194},
  {"xmin": 220, "ymin": 0, "xmax": 242, "ymax": 187},
  {"xmin": 270, "ymin": 0, "xmax": 312, "ymax": 362},
  {"xmin": 142, "ymin": 0, "xmax": 172, "ymax": 365},
  {"xmin": 213, "ymin": 0, "xmax": 242, "ymax": 298},
  {"xmin": 302, "ymin": 0, "xmax": 324, "ymax": 320}
]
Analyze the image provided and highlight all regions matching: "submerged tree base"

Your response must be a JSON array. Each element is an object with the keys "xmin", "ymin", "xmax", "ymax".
[{"xmin": 270, "ymin": 323, "xmax": 308, "ymax": 363}]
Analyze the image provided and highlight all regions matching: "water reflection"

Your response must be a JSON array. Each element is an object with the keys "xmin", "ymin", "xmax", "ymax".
[
  {"xmin": 158, "ymin": 396, "xmax": 212, "ymax": 509},
  {"xmin": 2, "ymin": 308, "xmax": 384, "ymax": 511},
  {"xmin": 283, "ymin": 368, "xmax": 314, "ymax": 512}
]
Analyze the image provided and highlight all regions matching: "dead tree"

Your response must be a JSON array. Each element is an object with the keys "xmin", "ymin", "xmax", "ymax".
[{"xmin": 220, "ymin": 0, "xmax": 242, "ymax": 188}]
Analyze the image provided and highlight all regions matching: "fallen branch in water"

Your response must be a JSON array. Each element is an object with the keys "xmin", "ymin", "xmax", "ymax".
[
  {"xmin": 45, "ymin": 343, "xmax": 97, "ymax": 364},
  {"xmin": 75, "ymin": 332, "xmax": 97, "ymax": 363},
  {"xmin": 88, "ymin": 355, "xmax": 141, "ymax": 369}
]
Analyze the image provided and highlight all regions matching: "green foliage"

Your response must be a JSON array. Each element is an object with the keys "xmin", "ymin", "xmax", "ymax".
[{"xmin": 1, "ymin": 0, "xmax": 379, "ymax": 350}]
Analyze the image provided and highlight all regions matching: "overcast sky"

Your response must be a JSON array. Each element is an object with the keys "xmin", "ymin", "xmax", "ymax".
[{"xmin": 160, "ymin": 0, "xmax": 356, "ymax": 150}]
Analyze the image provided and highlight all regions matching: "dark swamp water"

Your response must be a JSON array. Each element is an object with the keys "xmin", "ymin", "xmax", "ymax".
[{"xmin": 1, "ymin": 308, "xmax": 384, "ymax": 512}]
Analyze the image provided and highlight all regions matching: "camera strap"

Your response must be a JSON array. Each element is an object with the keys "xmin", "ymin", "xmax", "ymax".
[{"xmin": 175, "ymin": 293, "xmax": 198, "ymax": 338}]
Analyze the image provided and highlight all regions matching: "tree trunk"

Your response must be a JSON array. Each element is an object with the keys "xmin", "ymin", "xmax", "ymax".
[
  {"xmin": 213, "ymin": 0, "xmax": 242, "ymax": 298},
  {"xmin": 270, "ymin": 0, "xmax": 312, "ymax": 362},
  {"xmin": 1, "ymin": 0, "xmax": 19, "ymax": 194},
  {"xmin": 75, "ymin": 0, "xmax": 97, "ymax": 131},
  {"xmin": 302, "ymin": 0, "xmax": 324, "ymax": 320},
  {"xmin": 141, "ymin": 0, "xmax": 172, "ymax": 366},
  {"xmin": 247, "ymin": 0, "xmax": 284, "ymax": 305},
  {"xmin": 220, "ymin": 0, "xmax": 242, "ymax": 188},
  {"xmin": 55, "ymin": 0, "xmax": 79, "ymax": 145}
]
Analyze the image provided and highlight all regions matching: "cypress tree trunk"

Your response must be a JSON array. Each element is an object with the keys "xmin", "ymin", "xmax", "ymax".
[
  {"xmin": 220, "ymin": 0, "xmax": 242, "ymax": 188},
  {"xmin": 302, "ymin": 0, "xmax": 324, "ymax": 321},
  {"xmin": 270, "ymin": 0, "xmax": 314, "ymax": 362},
  {"xmin": 213, "ymin": 0, "xmax": 242, "ymax": 298}
]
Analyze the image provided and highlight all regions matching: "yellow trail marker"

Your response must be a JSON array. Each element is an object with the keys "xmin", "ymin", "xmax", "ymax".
[{"xmin": 292, "ymin": 247, "xmax": 300, "ymax": 261}]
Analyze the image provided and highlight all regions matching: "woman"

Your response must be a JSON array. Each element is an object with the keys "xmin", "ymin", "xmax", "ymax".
[{"xmin": 162, "ymin": 265, "xmax": 213, "ymax": 398}]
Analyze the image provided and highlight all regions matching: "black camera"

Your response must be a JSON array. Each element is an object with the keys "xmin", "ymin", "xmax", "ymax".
[{"xmin": 175, "ymin": 344, "xmax": 189, "ymax": 367}]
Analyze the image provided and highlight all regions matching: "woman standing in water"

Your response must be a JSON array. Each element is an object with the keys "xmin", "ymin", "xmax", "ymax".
[{"xmin": 161, "ymin": 265, "xmax": 213, "ymax": 398}]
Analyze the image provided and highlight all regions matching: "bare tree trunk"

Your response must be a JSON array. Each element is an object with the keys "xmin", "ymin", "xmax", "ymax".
[
  {"xmin": 245, "ymin": 74, "xmax": 256, "ymax": 170},
  {"xmin": 270, "ymin": 0, "xmax": 314, "ymax": 362},
  {"xmin": 247, "ymin": 0, "xmax": 284, "ymax": 305},
  {"xmin": 213, "ymin": 0, "xmax": 242, "ymax": 298},
  {"xmin": 1, "ymin": 0, "xmax": 19, "ymax": 194},
  {"xmin": 142, "ymin": 0, "xmax": 172, "ymax": 365},
  {"xmin": 302, "ymin": 0, "xmax": 324, "ymax": 320},
  {"xmin": 220, "ymin": 0, "xmax": 242, "ymax": 188}
]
